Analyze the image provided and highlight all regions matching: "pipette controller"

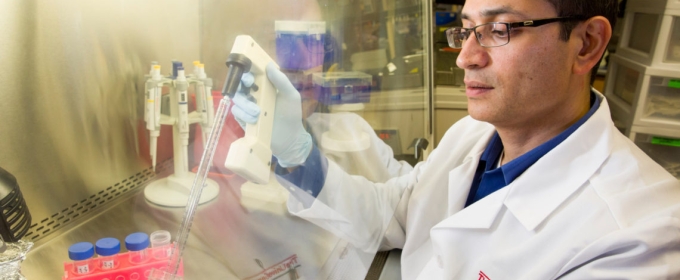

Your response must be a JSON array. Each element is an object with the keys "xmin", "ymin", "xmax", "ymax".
[{"xmin": 223, "ymin": 35, "xmax": 280, "ymax": 184}]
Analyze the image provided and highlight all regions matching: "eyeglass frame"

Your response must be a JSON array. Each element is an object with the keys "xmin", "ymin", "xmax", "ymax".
[{"xmin": 446, "ymin": 16, "xmax": 587, "ymax": 48}]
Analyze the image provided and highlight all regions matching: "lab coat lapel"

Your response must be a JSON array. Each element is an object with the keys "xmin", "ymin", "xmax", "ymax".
[
  {"xmin": 443, "ymin": 128, "xmax": 499, "ymax": 227},
  {"xmin": 504, "ymin": 91, "xmax": 615, "ymax": 231},
  {"xmin": 445, "ymin": 156, "xmax": 479, "ymax": 216}
]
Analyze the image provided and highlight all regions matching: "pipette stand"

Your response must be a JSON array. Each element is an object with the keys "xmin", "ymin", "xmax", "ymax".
[{"xmin": 144, "ymin": 65, "xmax": 219, "ymax": 207}]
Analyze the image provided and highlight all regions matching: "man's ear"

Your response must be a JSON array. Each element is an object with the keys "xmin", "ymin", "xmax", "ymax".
[{"xmin": 572, "ymin": 16, "xmax": 612, "ymax": 76}]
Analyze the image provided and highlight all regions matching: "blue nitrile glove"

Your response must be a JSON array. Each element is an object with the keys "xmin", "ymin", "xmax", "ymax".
[{"xmin": 230, "ymin": 62, "xmax": 313, "ymax": 168}]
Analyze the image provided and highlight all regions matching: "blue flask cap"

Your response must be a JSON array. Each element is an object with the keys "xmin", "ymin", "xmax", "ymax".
[
  {"xmin": 68, "ymin": 242, "xmax": 94, "ymax": 261},
  {"xmin": 95, "ymin": 237, "xmax": 121, "ymax": 257},
  {"xmin": 125, "ymin": 232, "xmax": 150, "ymax": 251}
]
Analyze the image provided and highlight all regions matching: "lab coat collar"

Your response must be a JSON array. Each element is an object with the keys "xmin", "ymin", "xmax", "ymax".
[
  {"xmin": 503, "ymin": 90, "xmax": 613, "ymax": 231},
  {"xmin": 435, "ymin": 90, "xmax": 613, "ymax": 231}
]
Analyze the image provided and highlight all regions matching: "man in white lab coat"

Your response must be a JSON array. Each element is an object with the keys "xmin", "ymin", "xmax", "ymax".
[{"xmin": 230, "ymin": 0, "xmax": 680, "ymax": 279}]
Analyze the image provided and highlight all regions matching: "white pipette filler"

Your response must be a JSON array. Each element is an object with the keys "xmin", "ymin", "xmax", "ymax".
[
  {"xmin": 151, "ymin": 35, "xmax": 279, "ymax": 279},
  {"xmin": 223, "ymin": 36, "xmax": 280, "ymax": 185}
]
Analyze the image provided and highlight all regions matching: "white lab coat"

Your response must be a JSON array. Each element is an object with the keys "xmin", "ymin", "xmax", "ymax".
[{"xmin": 287, "ymin": 91, "xmax": 680, "ymax": 279}]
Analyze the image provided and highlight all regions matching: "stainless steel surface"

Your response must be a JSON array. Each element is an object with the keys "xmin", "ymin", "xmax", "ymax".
[{"xmin": 0, "ymin": 0, "xmax": 199, "ymax": 241}]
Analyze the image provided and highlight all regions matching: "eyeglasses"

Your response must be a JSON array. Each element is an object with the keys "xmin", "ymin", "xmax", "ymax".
[{"xmin": 445, "ymin": 17, "xmax": 585, "ymax": 48}]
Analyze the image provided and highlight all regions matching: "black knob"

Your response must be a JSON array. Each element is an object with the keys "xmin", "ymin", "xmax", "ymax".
[{"xmin": 222, "ymin": 53, "xmax": 253, "ymax": 97}]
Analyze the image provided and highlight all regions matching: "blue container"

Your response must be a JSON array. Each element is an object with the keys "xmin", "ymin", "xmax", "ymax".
[
  {"xmin": 275, "ymin": 21, "xmax": 326, "ymax": 71},
  {"xmin": 125, "ymin": 232, "xmax": 150, "ymax": 263},
  {"xmin": 312, "ymin": 72, "xmax": 372, "ymax": 105},
  {"xmin": 95, "ymin": 238, "xmax": 121, "ymax": 256},
  {"xmin": 68, "ymin": 242, "xmax": 95, "ymax": 274},
  {"xmin": 95, "ymin": 237, "xmax": 120, "ymax": 270},
  {"xmin": 69, "ymin": 242, "xmax": 95, "ymax": 261}
]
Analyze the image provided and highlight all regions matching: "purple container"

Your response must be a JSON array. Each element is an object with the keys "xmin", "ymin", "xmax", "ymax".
[
  {"xmin": 275, "ymin": 21, "xmax": 326, "ymax": 71},
  {"xmin": 313, "ymin": 72, "xmax": 373, "ymax": 105}
]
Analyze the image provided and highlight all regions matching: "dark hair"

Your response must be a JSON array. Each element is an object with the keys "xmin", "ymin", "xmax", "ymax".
[
  {"xmin": 546, "ymin": 0, "xmax": 618, "ymax": 83},
  {"xmin": 546, "ymin": 0, "xmax": 619, "ymax": 41}
]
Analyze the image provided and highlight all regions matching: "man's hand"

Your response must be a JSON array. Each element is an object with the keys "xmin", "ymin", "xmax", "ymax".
[{"xmin": 230, "ymin": 63, "xmax": 313, "ymax": 168}]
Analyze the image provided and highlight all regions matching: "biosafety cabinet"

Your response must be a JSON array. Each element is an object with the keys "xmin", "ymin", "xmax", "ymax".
[
  {"xmin": 0, "ymin": 0, "xmax": 437, "ymax": 279},
  {"xmin": 605, "ymin": 0, "xmax": 680, "ymax": 178}
]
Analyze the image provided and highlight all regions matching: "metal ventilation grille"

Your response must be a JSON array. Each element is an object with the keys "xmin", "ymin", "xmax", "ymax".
[
  {"xmin": 0, "ymin": 188, "xmax": 31, "ymax": 241},
  {"xmin": 24, "ymin": 160, "xmax": 173, "ymax": 241}
]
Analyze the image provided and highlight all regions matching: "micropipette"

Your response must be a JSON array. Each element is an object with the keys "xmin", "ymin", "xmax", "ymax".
[
  {"xmin": 175, "ymin": 67, "xmax": 191, "ymax": 171},
  {"xmin": 144, "ymin": 62, "xmax": 156, "ymax": 125},
  {"xmin": 146, "ymin": 65, "xmax": 163, "ymax": 171},
  {"xmin": 193, "ymin": 63, "xmax": 214, "ymax": 146},
  {"xmin": 200, "ymin": 65, "xmax": 215, "ymax": 142},
  {"xmin": 192, "ymin": 62, "xmax": 207, "ymax": 126}
]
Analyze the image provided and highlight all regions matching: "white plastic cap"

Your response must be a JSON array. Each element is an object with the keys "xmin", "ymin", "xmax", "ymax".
[
  {"xmin": 197, "ymin": 63, "xmax": 206, "ymax": 79},
  {"xmin": 152, "ymin": 65, "xmax": 162, "ymax": 80},
  {"xmin": 177, "ymin": 69, "xmax": 186, "ymax": 81},
  {"xmin": 150, "ymin": 230, "xmax": 171, "ymax": 247}
]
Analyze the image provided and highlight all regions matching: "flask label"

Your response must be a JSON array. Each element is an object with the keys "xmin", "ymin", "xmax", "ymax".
[
  {"xmin": 76, "ymin": 264, "xmax": 90, "ymax": 274},
  {"xmin": 102, "ymin": 259, "xmax": 115, "ymax": 269}
]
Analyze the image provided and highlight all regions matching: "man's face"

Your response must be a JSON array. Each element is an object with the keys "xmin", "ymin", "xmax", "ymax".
[{"xmin": 456, "ymin": 0, "xmax": 579, "ymax": 128}]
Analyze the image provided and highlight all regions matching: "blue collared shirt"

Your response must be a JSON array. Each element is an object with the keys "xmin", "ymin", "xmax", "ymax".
[{"xmin": 464, "ymin": 92, "xmax": 601, "ymax": 207}]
